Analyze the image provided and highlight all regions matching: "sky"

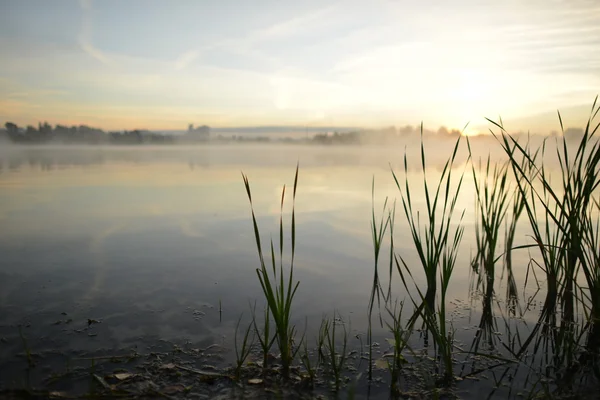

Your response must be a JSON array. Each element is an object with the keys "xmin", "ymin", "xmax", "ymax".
[{"xmin": 0, "ymin": 0, "xmax": 599, "ymax": 132}]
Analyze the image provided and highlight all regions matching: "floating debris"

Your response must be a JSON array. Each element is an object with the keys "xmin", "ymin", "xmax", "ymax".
[{"xmin": 112, "ymin": 372, "xmax": 135, "ymax": 381}]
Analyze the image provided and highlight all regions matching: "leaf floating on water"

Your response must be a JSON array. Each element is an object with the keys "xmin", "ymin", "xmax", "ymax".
[
  {"xmin": 248, "ymin": 378, "xmax": 263, "ymax": 385},
  {"xmin": 374, "ymin": 358, "xmax": 389, "ymax": 369},
  {"xmin": 113, "ymin": 373, "xmax": 134, "ymax": 381}
]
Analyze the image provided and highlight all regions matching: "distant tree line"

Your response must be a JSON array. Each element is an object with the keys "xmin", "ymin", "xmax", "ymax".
[
  {"xmin": 1, "ymin": 120, "xmax": 581, "ymax": 146},
  {"xmin": 312, "ymin": 125, "xmax": 462, "ymax": 145},
  {"xmin": 0, "ymin": 121, "xmax": 463, "ymax": 146},
  {"xmin": 1, "ymin": 122, "xmax": 178, "ymax": 144}
]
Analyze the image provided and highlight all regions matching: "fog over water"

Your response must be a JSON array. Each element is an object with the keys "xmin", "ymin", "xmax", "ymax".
[{"xmin": 0, "ymin": 138, "xmax": 585, "ymax": 396}]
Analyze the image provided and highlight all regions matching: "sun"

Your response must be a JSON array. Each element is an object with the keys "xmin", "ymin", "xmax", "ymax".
[{"xmin": 455, "ymin": 69, "xmax": 487, "ymax": 105}]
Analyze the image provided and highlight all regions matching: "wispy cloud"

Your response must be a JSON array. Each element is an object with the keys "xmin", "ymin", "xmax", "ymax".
[
  {"xmin": 78, "ymin": 0, "xmax": 111, "ymax": 65},
  {"xmin": 174, "ymin": 50, "xmax": 200, "ymax": 71},
  {"xmin": 184, "ymin": 4, "xmax": 341, "ymax": 72},
  {"xmin": 2, "ymin": 0, "xmax": 599, "ymax": 130},
  {"xmin": 252, "ymin": 4, "xmax": 340, "ymax": 41},
  {"xmin": 6, "ymin": 89, "xmax": 69, "ymax": 99}
]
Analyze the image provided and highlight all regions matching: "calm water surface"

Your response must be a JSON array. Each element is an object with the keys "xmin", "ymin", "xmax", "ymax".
[{"xmin": 0, "ymin": 144, "xmax": 542, "ymax": 397}]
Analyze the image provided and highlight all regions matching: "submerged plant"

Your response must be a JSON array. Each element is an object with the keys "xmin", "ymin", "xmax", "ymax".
[{"xmin": 242, "ymin": 164, "xmax": 301, "ymax": 378}]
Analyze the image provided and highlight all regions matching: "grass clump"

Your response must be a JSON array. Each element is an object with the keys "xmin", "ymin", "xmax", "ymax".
[
  {"xmin": 242, "ymin": 164, "xmax": 301, "ymax": 378},
  {"xmin": 391, "ymin": 127, "xmax": 467, "ymax": 384},
  {"xmin": 491, "ymin": 97, "xmax": 600, "ymax": 388}
]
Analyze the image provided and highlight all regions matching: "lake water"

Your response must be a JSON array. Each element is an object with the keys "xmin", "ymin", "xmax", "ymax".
[{"xmin": 0, "ymin": 143, "xmax": 571, "ymax": 398}]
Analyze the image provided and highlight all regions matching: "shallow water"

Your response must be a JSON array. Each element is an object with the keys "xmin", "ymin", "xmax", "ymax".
[{"xmin": 0, "ymin": 143, "xmax": 583, "ymax": 398}]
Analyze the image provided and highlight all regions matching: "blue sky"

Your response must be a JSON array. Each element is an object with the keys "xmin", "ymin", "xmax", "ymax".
[{"xmin": 1, "ymin": 0, "xmax": 599, "ymax": 132}]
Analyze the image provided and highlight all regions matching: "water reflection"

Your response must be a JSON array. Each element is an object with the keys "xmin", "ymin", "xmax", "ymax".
[
  {"xmin": 0, "ymin": 146, "xmax": 401, "ymax": 390},
  {"xmin": 0, "ymin": 140, "xmax": 481, "ymax": 171}
]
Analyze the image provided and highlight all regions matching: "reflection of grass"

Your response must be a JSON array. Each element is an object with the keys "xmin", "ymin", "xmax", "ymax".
[
  {"xmin": 383, "ymin": 300, "xmax": 412, "ymax": 396},
  {"xmin": 242, "ymin": 164, "xmax": 301, "ymax": 378},
  {"xmin": 367, "ymin": 180, "xmax": 392, "ymax": 380},
  {"xmin": 320, "ymin": 312, "xmax": 349, "ymax": 392},
  {"xmin": 18, "ymin": 326, "xmax": 34, "ymax": 369},
  {"xmin": 503, "ymin": 138, "xmax": 538, "ymax": 317},
  {"xmin": 234, "ymin": 313, "xmax": 254, "ymax": 380},
  {"xmin": 251, "ymin": 302, "xmax": 275, "ymax": 373},
  {"xmin": 299, "ymin": 324, "xmax": 318, "ymax": 386},
  {"xmin": 468, "ymin": 147, "xmax": 511, "ymax": 349}
]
